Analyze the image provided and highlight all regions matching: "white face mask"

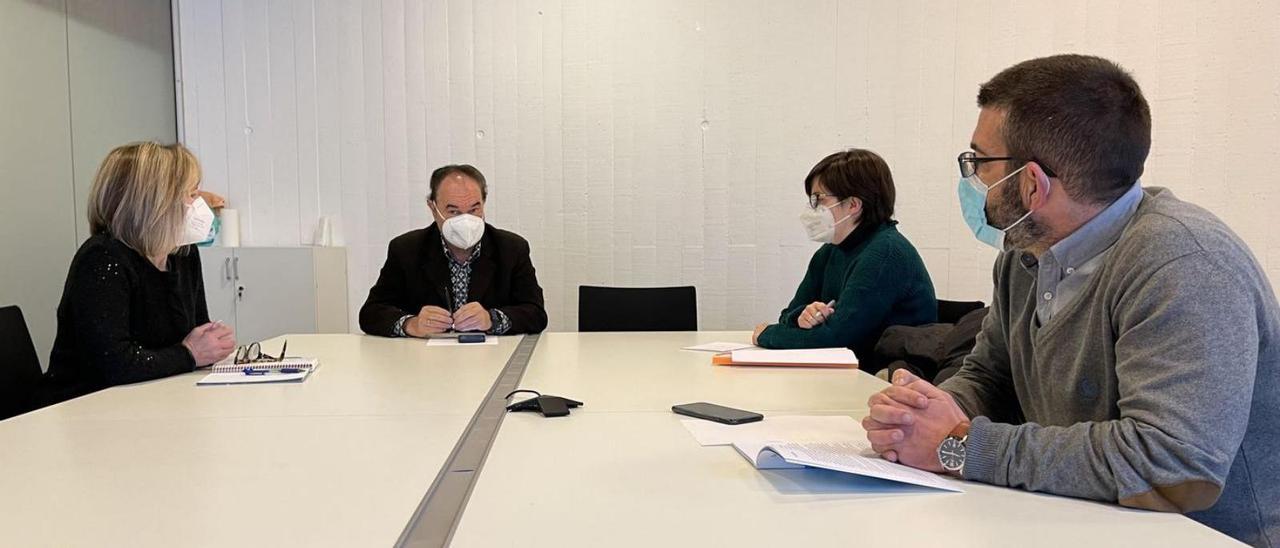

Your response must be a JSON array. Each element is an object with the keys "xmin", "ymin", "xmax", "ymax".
[
  {"xmin": 799, "ymin": 199, "xmax": 855, "ymax": 243},
  {"xmin": 179, "ymin": 196, "xmax": 215, "ymax": 246},
  {"xmin": 434, "ymin": 204, "xmax": 486, "ymax": 248}
]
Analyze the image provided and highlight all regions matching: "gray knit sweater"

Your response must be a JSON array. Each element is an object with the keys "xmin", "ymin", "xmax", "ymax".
[{"xmin": 941, "ymin": 187, "xmax": 1278, "ymax": 547}]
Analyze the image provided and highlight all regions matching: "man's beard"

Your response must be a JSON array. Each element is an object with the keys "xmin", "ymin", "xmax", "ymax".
[{"xmin": 986, "ymin": 178, "xmax": 1048, "ymax": 251}]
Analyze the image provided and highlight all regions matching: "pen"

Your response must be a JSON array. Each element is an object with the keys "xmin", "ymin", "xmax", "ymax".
[
  {"xmin": 445, "ymin": 284, "xmax": 456, "ymax": 330},
  {"xmin": 816, "ymin": 300, "xmax": 837, "ymax": 321},
  {"xmin": 242, "ymin": 367, "xmax": 305, "ymax": 375}
]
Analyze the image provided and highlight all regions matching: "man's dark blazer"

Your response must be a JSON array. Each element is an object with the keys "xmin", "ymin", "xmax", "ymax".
[{"xmin": 359, "ymin": 223, "xmax": 548, "ymax": 336}]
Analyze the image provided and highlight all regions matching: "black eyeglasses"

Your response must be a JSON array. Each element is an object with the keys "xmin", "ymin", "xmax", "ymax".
[
  {"xmin": 234, "ymin": 340, "xmax": 288, "ymax": 364},
  {"xmin": 957, "ymin": 151, "xmax": 1057, "ymax": 179},
  {"xmin": 807, "ymin": 192, "xmax": 843, "ymax": 210}
]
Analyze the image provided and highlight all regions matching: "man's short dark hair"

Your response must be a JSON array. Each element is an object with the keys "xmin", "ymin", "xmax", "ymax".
[
  {"xmin": 429, "ymin": 164, "xmax": 487, "ymax": 202},
  {"xmin": 978, "ymin": 54, "xmax": 1151, "ymax": 204},
  {"xmin": 804, "ymin": 148, "xmax": 896, "ymax": 228}
]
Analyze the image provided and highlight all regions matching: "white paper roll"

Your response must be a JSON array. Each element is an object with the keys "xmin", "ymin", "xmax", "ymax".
[{"xmin": 218, "ymin": 208, "xmax": 240, "ymax": 247}]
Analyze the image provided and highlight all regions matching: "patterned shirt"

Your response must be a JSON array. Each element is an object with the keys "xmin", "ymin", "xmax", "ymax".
[
  {"xmin": 444, "ymin": 237, "xmax": 482, "ymax": 313},
  {"xmin": 393, "ymin": 236, "xmax": 511, "ymax": 336}
]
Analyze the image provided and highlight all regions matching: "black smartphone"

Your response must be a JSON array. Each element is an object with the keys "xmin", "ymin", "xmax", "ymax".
[
  {"xmin": 671, "ymin": 402, "xmax": 763, "ymax": 425},
  {"xmin": 458, "ymin": 333, "xmax": 487, "ymax": 344}
]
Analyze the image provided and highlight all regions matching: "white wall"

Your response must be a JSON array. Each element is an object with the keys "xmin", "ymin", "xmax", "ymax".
[
  {"xmin": 0, "ymin": 0, "xmax": 77, "ymax": 369},
  {"xmin": 1, "ymin": 0, "xmax": 175, "ymax": 368},
  {"xmin": 66, "ymin": 0, "xmax": 179, "ymax": 242},
  {"xmin": 174, "ymin": 0, "xmax": 1280, "ymax": 333}
]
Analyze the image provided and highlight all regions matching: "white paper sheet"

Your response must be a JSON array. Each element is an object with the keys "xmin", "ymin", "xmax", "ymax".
[
  {"xmin": 733, "ymin": 440, "xmax": 805, "ymax": 469},
  {"xmin": 729, "ymin": 347, "xmax": 857, "ymax": 365},
  {"xmin": 680, "ymin": 415, "xmax": 864, "ymax": 446},
  {"xmin": 744, "ymin": 440, "xmax": 963, "ymax": 493},
  {"xmin": 681, "ymin": 342, "xmax": 757, "ymax": 353},
  {"xmin": 197, "ymin": 371, "xmax": 310, "ymax": 385}
]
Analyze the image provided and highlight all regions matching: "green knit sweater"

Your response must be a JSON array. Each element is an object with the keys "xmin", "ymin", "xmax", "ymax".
[{"xmin": 757, "ymin": 222, "xmax": 937, "ymax": 369}]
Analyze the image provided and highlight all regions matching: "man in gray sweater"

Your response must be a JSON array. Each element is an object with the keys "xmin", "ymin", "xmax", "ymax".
[{"xmin": 862, "ymin": 54, "xmax": 1278, "ymax": 547}]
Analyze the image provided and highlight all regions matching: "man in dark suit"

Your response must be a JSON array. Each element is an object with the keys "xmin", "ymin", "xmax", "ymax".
[{"xmin": 360, "ymin": 164, "xmax": 548, "ymax": 337}]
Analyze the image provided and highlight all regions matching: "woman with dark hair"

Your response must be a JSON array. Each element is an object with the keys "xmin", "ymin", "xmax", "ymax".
[{"xmin": 752, "ymin": 148, "xmax": 937, "ymax": 373}]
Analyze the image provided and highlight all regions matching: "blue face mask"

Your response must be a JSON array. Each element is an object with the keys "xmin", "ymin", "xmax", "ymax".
[{"xmin": 957, "ymin": 164, "xmax": 1036, "ymax": 250}]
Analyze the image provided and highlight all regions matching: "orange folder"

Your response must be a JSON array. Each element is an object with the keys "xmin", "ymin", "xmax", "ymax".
[{"xmin": 711, "ymin": 352, "xmax": 859, "ymax": 369}]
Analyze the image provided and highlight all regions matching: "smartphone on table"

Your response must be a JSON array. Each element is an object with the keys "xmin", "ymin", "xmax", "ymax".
[{"xmin": 671, "ymin": 402, "xmax": 763, "ymax": 425}]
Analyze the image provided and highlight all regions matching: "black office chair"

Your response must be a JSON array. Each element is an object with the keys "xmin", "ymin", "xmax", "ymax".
[
  {"xmin": 1, "ymin": 305, "xmax": 46, "ymax": 420},
  {"xmin": 578, "ymin": 286, "xmax": 698, "ymax": 332},
  {"xmin": 937, "ymin": 299, "xmax": 985, "ymax": 325}
]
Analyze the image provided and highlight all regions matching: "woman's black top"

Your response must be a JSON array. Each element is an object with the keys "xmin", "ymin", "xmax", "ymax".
[{"xmin": 45, "ymin": 234, "xmax": 209, "ymax": 398}]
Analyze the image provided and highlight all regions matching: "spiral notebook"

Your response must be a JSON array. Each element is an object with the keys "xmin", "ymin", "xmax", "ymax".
[{"xmin": 197, "ymin": 358, "xmax": 320, "ymax": 385}]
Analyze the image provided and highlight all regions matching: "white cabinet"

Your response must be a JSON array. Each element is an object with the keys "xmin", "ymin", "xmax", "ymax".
[{"xmin": 199, "ymin": 247, "xmax": 349, "ymax": 344}]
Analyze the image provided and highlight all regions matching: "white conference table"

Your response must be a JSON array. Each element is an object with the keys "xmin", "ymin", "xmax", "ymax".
[
  {"xmin": 30, "ymin": 334, "xmax": 519, "ymax": 420},
  {"xmin": 450, "ymin": 332, "xmax": 1242, "ymax": 548},
  {"xmin": 0, "ymin": 332, "xmax": 1244, "ymax": 547},
  {"xmin": 513, "ymin": 331, "xmax": 886, "ymax": 413},
  {"xmin": 0, "ymin": 334, "xmax": 522, "ymax": 547}
]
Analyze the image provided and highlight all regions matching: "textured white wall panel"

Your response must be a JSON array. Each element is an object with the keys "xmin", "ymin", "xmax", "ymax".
[{"xmin": 176, "ymin": 0, "xmax": 1280, "ymax": 332}]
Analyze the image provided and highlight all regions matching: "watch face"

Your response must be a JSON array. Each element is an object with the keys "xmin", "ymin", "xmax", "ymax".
[{"xmin": 939, "ymin": 437, "xmax": 966, "ymax": 472}]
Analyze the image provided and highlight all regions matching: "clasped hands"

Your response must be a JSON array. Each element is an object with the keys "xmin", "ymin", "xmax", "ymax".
[
  {"xmin": 862, "ymin": 368, "xmax": 970, "ymax": 474},
  {"xmin": 752, "ymin": 300, "xmax": 837, "ymax": 344},
  {"xmin": 404, "ymin": 303, "xmax": 491, "ymax": 336}
]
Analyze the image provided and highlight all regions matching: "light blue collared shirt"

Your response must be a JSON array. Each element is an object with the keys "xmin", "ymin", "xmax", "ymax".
[{"xmin": 1030, "ymin": 182, "xmax": 1144, "ymax": 325}]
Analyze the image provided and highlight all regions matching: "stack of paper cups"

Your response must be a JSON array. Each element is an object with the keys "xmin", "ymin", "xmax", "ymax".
[{"xmin": 218, "ymin": 208, "xmax": 241, "ymax": 247}]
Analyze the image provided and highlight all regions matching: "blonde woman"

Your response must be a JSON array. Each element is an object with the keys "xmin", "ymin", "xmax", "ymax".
[{"xmin": 45, "ymin": 142, "xmax": 235, "ymax": 399}]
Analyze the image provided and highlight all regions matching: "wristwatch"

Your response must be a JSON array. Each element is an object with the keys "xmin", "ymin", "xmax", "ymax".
[{"xmin": 937, "ymin": 422, "xmax": 970, "ymax": 475}]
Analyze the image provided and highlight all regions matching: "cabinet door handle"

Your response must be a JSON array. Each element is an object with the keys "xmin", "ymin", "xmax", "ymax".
[
  {"xmin": 224, "ymin": 257, "xmax": 232, "ymax": 281},
  {"xmin": 232, "ymin": 257, "xmax": 240, "ymax": 281},
  {"xmin": 237, "ymin": 285, "xmax": 245, "ymax": 301}
]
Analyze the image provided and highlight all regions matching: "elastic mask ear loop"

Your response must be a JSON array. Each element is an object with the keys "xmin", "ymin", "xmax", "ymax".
[
  {"xmin": 831, "ymin": 198, "xmax": 854, "ymax": 226},
  {"xmin": 1006, "ymin": 178, "xmax": 1051, "ymax": 232}
]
